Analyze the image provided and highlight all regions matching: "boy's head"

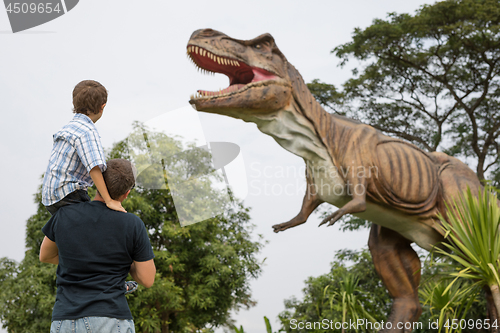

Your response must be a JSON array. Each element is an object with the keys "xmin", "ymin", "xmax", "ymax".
[
  {"xmin": 72, "ymin": 80, "xmax": 108, "ymax": 115},
  {"xmin": 102, "ymin": 159, "xmax": 136, "ymax": 200}
]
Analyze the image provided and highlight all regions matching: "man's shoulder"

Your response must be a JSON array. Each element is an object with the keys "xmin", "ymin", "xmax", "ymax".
[
  {"xmin": 90, "ymin": 202, "xmax": 144, "ymax": 223},
  {"xmin": 58, "ymin": 202, "xmax": 145, "ymax": 226}
]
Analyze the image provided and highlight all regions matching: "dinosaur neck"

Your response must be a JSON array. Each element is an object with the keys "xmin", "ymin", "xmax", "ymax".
[
  {"xmin": 253, "ymin": 101, "xmax": 332, "ymax": 163},
  {"xmin": 279, "ymin": 62, "xmax": 358, "ymax": 164}
]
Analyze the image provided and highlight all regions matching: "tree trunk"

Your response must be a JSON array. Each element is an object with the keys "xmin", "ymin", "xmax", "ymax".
[
  {"xmin": 485, "ymin": 286, "xmax": 499, "ymax": 333},
  {"xmin": 489, "ymin": 284, "xmax": 500, "ymax": 320}
]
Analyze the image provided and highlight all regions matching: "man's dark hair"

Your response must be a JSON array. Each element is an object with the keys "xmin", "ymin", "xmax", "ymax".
[
  {"xmin": 72, "ymin": 80, "xmax": 108, "ymax": 115},
  {"xmin": 102, "ymin": 159, "xmax": 136, "ymax": 200}
]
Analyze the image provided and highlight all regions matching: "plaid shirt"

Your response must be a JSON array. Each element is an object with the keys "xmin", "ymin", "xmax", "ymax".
[{"xmin": 42, "ymin": 113, "xmax": 107, "ymax": 206}]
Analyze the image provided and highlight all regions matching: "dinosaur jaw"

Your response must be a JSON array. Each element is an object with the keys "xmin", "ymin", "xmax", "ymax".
[{"xmin": 187, "ymin": 44, "xmax": 292, "ymax": 115}]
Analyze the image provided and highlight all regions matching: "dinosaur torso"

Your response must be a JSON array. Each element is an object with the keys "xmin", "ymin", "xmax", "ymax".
[{"xmin": 242, "ymin": 97, "xmax": 445, "ymax": 250}]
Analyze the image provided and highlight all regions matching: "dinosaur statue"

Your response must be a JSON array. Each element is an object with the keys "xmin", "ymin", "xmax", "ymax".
[{"xmin": 186, "ymin": 29, "xmax": 485, "ymax": 330}]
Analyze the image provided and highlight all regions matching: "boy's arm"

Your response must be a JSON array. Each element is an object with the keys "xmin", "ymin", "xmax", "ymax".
[
  {"xmin": 40, "ymin": 236, "xmax": 59, "ymax": 265},
  {"xmin": 89, "ymin": 166, "xmax": 127, "ymax": 212},
  {"xmin": 129, "ymin": 260, "xmax": 156, "ymax": 288}
]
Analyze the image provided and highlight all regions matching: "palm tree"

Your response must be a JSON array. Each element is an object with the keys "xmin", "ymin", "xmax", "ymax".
[
  {"xmin": 435, "ymin": 187, "xmax": 500, "ymax": 318},
  {"xmin": 326, "ymin": 271, "xmax": 377, "ymax": 333}
]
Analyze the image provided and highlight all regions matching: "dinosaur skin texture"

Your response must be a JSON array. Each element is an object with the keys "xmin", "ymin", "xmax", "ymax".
[{"xmin": 187, "ymin": 29, "xmax": 495, "ymax": 331}]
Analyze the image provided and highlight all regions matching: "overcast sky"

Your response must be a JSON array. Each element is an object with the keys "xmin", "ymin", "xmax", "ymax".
[{"xmin": 0, "ymin": 1, "xmax": 436, "ymax": 332}]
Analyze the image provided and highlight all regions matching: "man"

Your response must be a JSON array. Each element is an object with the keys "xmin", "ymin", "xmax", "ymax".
[{"xmin": 40, "ymin": 158, "xmax": 155, "ymax": 333}]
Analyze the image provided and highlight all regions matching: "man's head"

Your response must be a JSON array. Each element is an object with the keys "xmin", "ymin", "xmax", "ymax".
[
  {"xmin": 101, "ymin": 159, "xmax": 136, "ymax": 201},
  {"xmin": 72, "ymin": 80, "xmax": 108, "ymax": 116}
]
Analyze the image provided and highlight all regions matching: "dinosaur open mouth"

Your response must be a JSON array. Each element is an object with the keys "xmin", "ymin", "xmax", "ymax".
[{"xmin": 187, "ymin": 44, "xmax": 279, "ymax": 98}]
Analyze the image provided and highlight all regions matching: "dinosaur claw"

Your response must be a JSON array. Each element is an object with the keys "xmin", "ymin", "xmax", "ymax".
[{"xmin": 272, "ymin": 223, "xmax": 288, "ymax": 233}]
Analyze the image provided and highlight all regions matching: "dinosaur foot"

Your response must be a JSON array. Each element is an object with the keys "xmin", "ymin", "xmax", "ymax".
[
  {"xmin": 318, "ymin": 209, "xmax": 344, "ymax": 227},
  {"xmin": 272, "ymin": 222, "xmax": 293, "ymax": 233}
]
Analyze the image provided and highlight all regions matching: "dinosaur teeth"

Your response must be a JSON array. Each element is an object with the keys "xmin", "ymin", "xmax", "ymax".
[{"xmin": 187, "ymin": 45, "xmax": 241, "ymax": 67}]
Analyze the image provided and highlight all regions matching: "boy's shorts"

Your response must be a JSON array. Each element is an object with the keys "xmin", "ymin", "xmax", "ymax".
[{"xmin": 45, "ymin": 190, "xmax": 91, "ymax": 216}]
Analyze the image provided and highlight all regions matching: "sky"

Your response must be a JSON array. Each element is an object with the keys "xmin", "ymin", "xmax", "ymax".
[{"xmin": 0, "ymin": 0, "xmax": 436, "ymax": 332}]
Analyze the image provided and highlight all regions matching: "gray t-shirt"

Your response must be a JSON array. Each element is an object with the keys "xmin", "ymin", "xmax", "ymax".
[{"xmin": 42, "ymin": 201, "xmax": 155, "ymax": 320}]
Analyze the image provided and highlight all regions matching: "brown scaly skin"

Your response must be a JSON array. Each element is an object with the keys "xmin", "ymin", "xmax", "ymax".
[{"xmin": 187, "ymin": 29, "xmax": 488, "ymax": 330}]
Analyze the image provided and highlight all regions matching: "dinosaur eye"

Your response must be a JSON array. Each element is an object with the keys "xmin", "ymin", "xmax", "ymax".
[{"xmin": 254, "ymin": 44, "xmax": 261, "ymax": 49}]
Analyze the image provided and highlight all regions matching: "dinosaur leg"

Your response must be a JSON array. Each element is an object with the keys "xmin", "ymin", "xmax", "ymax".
[
  {"xmin": 272, "ymin": 170, "xmax": 323, "ymax": 233},
  {"xmin": 368, "ymin": 224, "xmax": 421, "ymax": 332}
]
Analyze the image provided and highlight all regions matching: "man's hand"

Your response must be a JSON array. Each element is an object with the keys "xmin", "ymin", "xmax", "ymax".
[
  {"xmin": 90, "ymin": 166, "xmax": 127, "ymax": 213},
  {"xmin": 107, "ymin": 199, "xmax": 126, "ymax": 213}
]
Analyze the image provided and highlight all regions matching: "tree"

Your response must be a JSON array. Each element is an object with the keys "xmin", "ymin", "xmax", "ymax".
[
  {"xmin": 0, "ymin": 188, "xmax": 56, "ymax": 333},
  {"xmin": 277, "ymin": 248, "xmax": 489, "ymax": 333},
  {"xmin": 0, "ymin": 123, "xmax": 265, "ymax": 333},
  {"xmin": 278, "ymin": 249, "xmax": 391, "ymax": 333},
  {"xmin": 309, "ymin": 0, "xmax": 500, "ymax": 184}
]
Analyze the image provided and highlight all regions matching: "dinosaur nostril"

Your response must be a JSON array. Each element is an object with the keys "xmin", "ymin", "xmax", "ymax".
[
  {"xmin": 190, "ymin": 28, "xmax": 224, "ymax": 40},
  {"xmin": 201, "ymin": 29, "xmax": 215, "ymax": 35}
]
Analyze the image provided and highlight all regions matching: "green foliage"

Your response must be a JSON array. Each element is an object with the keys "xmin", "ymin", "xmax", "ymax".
[
  {"xmin": 278, "ymin": 249, "xmax": 391, "ymax": 333},
  {"xmin": 0, "ymin": 124, "xmax": 265, "ymax": 333},
  {"xmin": 231, "ymin": 325, "xmax": 246, "ymax": 333},
  {"xmin": 434, "ymin": 188, "xmax": 500, "ymax": 318},
  {"xmin": 0, "ymin": 188, "xmax": 56, "ymax": 332},
  {"xmin": 308, "ymin": 0, "xmax": 500, "ymax": 183},
  {"xmin": 276, "ymin": 249, "xmax": 489, "ymax": 333},
  {"xmin": 264, "ymin": 316, "xmax": 272, "ymax": 333},
  {"xmin": 414, "ymin": 253, "xmax": 489, "ymax": 333},
  {"xmin": 419, "ymin": 279, "xmax": 481, "ymax": 333},
  {"xmin": 264, "ymin": 315, "xmax": 284, "ymax": 333}
]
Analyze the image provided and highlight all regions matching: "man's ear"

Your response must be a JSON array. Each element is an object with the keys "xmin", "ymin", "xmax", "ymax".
[
  {"xmin": 100, "ymin": 103, "xmax": 106, "ymax": 113},
  {"xmin": 121, "ymin": 190, "xmax": 131, "ymax": 201}
]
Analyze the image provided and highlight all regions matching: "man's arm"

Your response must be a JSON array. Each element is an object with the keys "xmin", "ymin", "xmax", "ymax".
[
  {"xmin": 129, "ymin": 260, "xmax": 156, "ymax": 288},
  {"xmin": 89, "ymin": 166, "xmax": 126, "ymax": 212},
  {"xmin": 39, "ymin": 236, "xmax": 59, "ymax": 265}
]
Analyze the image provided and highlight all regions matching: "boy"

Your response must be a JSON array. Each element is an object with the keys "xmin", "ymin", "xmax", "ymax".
[{"xmin": 42, "ymin": 80, "xmax": 125, "ymax": 215}]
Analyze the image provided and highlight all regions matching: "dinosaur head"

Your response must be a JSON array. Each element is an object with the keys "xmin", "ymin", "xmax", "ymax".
[{"xmin": 187, "ymin": 29, "xmax": 293, "ymax": 120}]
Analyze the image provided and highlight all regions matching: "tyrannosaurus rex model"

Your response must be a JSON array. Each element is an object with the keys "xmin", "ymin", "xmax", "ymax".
[{"xmin": 186, "ymin": 29, "xmax": 484, "ymax": 330}]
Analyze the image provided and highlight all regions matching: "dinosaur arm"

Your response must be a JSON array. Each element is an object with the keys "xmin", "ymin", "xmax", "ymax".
[
  {"xmin": 319, "ymin": 176, "xmax": 367, "ymax": 227},
  {"xmin": 272, "ymin": 169, "xmax": 323, "ymax": 233}
]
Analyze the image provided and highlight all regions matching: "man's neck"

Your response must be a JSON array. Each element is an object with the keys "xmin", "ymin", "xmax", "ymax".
[
  {"xmin": 94, "ymin": 193, "xmax": 106, "ymax": 203},
  {"xmin": 94, "ymin": 192, "xmax": 126, "ymax": 203}
]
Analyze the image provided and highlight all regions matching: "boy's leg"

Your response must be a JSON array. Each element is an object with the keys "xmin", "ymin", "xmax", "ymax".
[{"xmin": 46, "ymin": 190, "xmax": 91, "ymax": 215}]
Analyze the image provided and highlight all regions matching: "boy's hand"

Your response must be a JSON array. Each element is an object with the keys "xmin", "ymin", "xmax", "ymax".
[{"xmin": 106, "ymin": 199, "xmax": 127, "ymax": 213}]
